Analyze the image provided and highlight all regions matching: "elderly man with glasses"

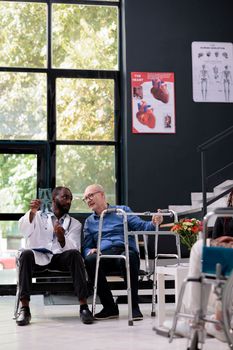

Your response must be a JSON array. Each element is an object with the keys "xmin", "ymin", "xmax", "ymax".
[{"xmin": 82, "ymin": 184, "xmax": 162, "ymax": 321}]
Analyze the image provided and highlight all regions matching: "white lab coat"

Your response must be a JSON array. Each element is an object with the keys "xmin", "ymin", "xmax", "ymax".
[{"xmin": 18, "ymin": 210, "xmax": 82, "ymax": 266}]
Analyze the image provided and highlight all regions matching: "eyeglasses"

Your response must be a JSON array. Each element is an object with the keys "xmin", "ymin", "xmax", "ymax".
[{"xmin": 82, "ymin": 191, "xmax": 101, "ymax": 203}]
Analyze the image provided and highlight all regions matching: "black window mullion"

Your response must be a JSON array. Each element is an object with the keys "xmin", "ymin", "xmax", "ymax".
[
  {"xmin": 47, "ymin": 70, "xmax": 56, "ymax": 188},
  {"xmin": 47, "ymin": 1, "xmax": 52, "ymax": 69}
]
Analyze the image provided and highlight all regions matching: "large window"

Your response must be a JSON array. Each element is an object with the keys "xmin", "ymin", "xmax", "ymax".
[
  {"xmin": 0, "ymin": 0, "xmax": 120, "ymax": 273},
  {"xmin": 0, "ymin": 2, "xmax": 47, "ymax": 68},
  {"xmin": 0, "ymin": 72, "xmax": 47, "ymax": 140},
  {"xmin": 0, "ymin": 153, "xmax": 37, "ymax": 212},
  {"xmin": 56, "ymin": 78, "xmax": 115, "ymax": 141},
  {"xmin": 56, "ymin": 145, "xmax": 116, "ymax": 212},
  {"xmin": 52, "ymin": 4, "xmax": 118, "ymax": 70}
]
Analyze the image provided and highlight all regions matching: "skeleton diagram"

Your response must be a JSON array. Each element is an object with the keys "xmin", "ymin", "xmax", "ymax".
[
  {"xmin": 199, "ymin": 64, "xmax": 210, "ymax": 101},
  {"xmin": 221, "ymin": 65, "xmax": 232, "ymax": 102}
]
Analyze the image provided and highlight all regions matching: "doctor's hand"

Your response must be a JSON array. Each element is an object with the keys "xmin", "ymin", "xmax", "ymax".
[
  {"xmin": 29, "ymin": 199, "xmax": 41, "ymax": 223},
  {"xmin": 54, "ymin": 221, "xmax": 65, "ymax": 242},
  {"xmin": 30, "ymin": 199, "xmax": 41, "ymax": 214}
]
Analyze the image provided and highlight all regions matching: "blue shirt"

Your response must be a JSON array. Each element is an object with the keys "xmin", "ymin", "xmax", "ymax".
[{"xmin": 83, "ymin": 205, "xmax": 155, "ymax": 257}]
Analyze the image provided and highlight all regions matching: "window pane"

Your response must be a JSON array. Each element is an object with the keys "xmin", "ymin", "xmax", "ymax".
[
  {"xmin": 0, "ymin": 2, "xmax": 47, "ymax": 68},
  {"xmin": 0, "ymin": 154, "xmax": 37, "ymax": 213},
  {"xmin": 0, "ymin": 221, "xmax": 19, "ymax": 282},
  {"xmin": 56, "ymin": 78, "xmax": 115, "ymax": 141},
  {"xmin": 52, "ymin": 4, "xmax": 118, "ymax": 70},
  {"xmin": 0, "ymin": 221, "xmax": 23, "ymax": 250},
  {"xmin": 0, "ymin": 72, "xmax": 47, "ymax": 140},
  {"xmin": 56, "ymin": 145, "xmax": 116, "ymax": 212}
]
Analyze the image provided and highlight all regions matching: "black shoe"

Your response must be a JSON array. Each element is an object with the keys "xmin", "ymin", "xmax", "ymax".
[
  {"xmin": 132, "ymin": 307, "xmax": 143, "ymax": 321},
  {"xmin": 94, "ymin": 304, "xmax": 119, "ymax": 320},
  {"xmin": 80, "ymin": 308, "xmax": 94, "ymax": 324},
  {"xmin": 16, "ymin": 306, "xmax": 31, "ymax": 326}
]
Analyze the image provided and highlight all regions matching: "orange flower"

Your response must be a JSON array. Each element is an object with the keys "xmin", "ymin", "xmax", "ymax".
[
  {"xmin": 170, "ymin": 218, "xmax": 202, "ymax": 250},
  {"xmin": 192, "ymin": 225, "xmax": 199, "ymax": 234}
]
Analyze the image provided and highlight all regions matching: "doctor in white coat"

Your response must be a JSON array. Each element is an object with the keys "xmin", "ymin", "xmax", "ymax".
[{"xmin": 16, "ymin": 186, "xmax": 94, "ymax": 326}]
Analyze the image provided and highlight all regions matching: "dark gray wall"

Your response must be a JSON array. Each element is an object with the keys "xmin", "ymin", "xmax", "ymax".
[{"xmin": 123, "ymin": 0, "xmax": 233, "ymax": 212}]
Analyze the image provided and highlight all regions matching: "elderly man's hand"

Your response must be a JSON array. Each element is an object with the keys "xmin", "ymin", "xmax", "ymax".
[
  {"xmin": 152, "ymin": 210, "xmax": 163, "ymax": 226},
  {"xmin": 87, "ymin": 248, "xmax": 98, "ymax": 256}
]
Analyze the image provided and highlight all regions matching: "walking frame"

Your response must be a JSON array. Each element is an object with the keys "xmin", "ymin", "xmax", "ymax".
[{"xmin": 92, "ymin": 208, "xmax": 180, "ymax": 326}]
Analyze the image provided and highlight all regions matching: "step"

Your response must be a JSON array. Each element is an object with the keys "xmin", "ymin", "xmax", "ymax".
[
  {"xmin": 169, "ymin": 180, "xmax": 233, "ymax": 213},
  {"xmin": 213, "ymin": 179, "xmax": 233, "ymax": 196},
  {"xmin": 191, "ymin": 192, "xmax": 213, "ymax": 201},
  {"xmin": 168, "ymin": 205, "xmax": 193, "ymax": 214},
  {"xmin": 169, "ymin": 180, "xmax": 233, "ymax": 226},
  {"xmin": 191, "ymin": 194, "xmax": 227, "ymax": 207},
  {"xmin": 191, "ymin": 192, "xmax": 214, "ymax": 206}
]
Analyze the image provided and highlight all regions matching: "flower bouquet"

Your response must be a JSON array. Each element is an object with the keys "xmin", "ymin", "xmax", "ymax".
[{"xmin": 171, "ymin": 218, "xmax": 203, "ymax": 250}]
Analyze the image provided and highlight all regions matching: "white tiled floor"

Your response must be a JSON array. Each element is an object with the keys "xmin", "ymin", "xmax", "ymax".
[{"xmin": 0, "ymin": 296, "xmax": 227, "ymax": 350}]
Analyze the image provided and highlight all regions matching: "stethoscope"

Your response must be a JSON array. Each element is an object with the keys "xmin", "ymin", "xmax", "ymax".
[
  {"xmin": 41, "ymin": 212, "xmax": 72, "ymax": 234},
  {"xmin": 63, "ymin": 216, "xmax": 72, "ymax": 234}
]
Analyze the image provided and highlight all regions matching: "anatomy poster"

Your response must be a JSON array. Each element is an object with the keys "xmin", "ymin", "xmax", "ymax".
[
  {"xmin": 131, "ymin": 72, "xmax": 176, "ymax": 134},
  {"xmin": 192, "ymin": 41, "xmax": 233, "ymax": 103}
]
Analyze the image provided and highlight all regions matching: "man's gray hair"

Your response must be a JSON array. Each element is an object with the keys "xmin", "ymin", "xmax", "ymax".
[{"xmin": 93, "ymin": 184, "xmax": 105, "ymax": 193}]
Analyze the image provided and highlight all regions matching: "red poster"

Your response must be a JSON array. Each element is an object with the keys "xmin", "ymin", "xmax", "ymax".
[{"xmin": 131, "ymin": 72, "xmax": 176, "ymax": 134}]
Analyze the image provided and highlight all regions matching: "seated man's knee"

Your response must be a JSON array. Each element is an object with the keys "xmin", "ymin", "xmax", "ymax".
[
  {"xmin": 68, "ymin": 249, "xmax": 81, "ymax": 257},
  {"xmin": 66, "ymin": 249, "xmax": 84, "ymax": 264},
  {"xmin": 19, "ymin": 249, "xmax": 34, "ymax": 263},
  {"xmin": 85, "ymin": 253, "xmax": 97, "ymax": 267}
]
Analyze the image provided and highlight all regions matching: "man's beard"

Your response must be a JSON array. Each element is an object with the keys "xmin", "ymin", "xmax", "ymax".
[{"xmin": 55, "ymin": 198, "xmax": 70, "ymax": 215}]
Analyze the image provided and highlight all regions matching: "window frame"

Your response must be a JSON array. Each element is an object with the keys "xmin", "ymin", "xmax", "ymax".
[
  {"xmin": 0, "ymin": 142, "xmax": 49, "ymax": 221},
  {"xmin": 0, "ymin": 0, "xmax": 122, "ymax": 222}
]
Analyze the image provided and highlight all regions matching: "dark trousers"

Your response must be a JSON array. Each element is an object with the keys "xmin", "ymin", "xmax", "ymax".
[
  {"xmin": 18, "ymin": 249, "xmax": 88, "ymax": 302},
  {"xmin": 85, "ymin": 247, "xmax": 140, "ymax": 309}
]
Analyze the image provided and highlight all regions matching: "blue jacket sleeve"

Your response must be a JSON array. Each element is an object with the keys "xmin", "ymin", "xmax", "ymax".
[
  {"xmin": 123, "ymin": 206, "xmax": 155, "ymax": 231},
  {"xmin": 82, "ymin": 219, "xmax": 96, "ymax": 257}
]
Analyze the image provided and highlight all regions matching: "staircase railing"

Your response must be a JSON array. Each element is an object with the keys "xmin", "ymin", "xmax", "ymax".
[{"xmin": 197, "ymin": 125, "xmax": 233, "ymax": 217}]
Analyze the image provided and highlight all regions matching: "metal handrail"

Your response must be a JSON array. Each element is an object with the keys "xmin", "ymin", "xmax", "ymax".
[
  {"xmin": 197, "ymin": 125, "xmax": 233, "ymax": 151},
  {"xmin": 202, "ymin": 207, "xmax": 233, "ymax": 244},
  {"xmin": 197, "ymin": 125, "xmax": 233, "ymax": 216}
]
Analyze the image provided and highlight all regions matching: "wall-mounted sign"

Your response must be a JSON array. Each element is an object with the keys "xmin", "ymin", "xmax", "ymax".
[
  {"xmin": 192, "ymin": 41, "xmax": 233, "ymax": 103},
  {"xmin": 131, "ymin": 72, "xmax": 176, "ymax": 134}
]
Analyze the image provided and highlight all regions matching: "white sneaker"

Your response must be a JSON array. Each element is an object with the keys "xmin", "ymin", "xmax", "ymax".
[
  {"xmin": 205, "ymin": 318, "xmax": 227, "ymax": 343},
  {"xmin": 163, "ymin": 319, "xmax": 190, "ymax": 337}
]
